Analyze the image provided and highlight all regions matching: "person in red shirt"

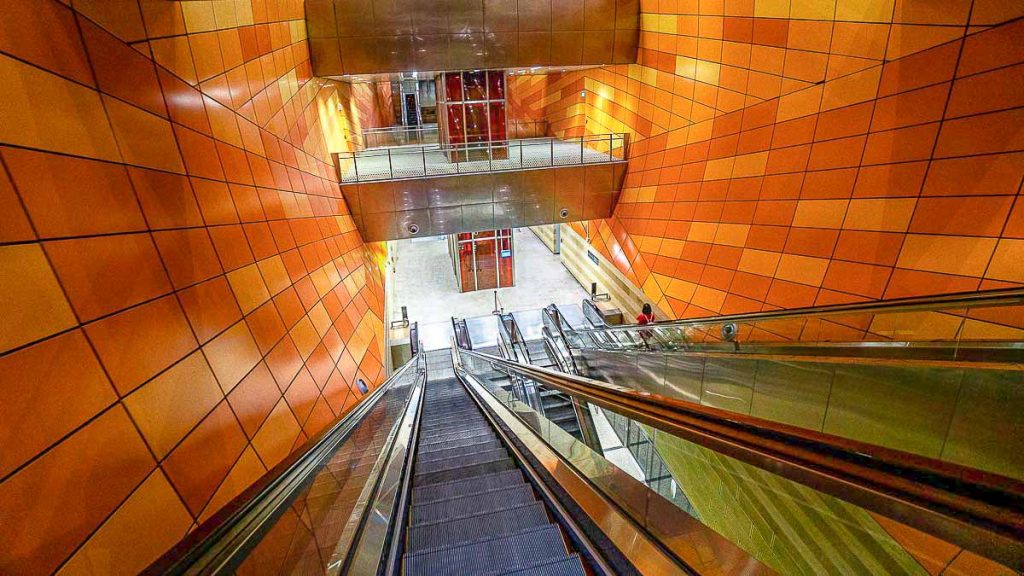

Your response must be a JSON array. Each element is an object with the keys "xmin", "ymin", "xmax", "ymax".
[
  {"xmin": 636, "ymin": 303, "xmax": 655, "ymax": 349},
  {"xmin": 636, "ymin": 303, "xmax": 655, "ymax": 325}
]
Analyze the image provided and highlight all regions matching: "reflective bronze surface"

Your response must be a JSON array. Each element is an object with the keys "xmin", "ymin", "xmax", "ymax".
[
  {"xmin": 341, "ymin": 163, "xmax": 625, "ymax": 240},
  {"xmin": 457, "ymin": 348, "xmax": 1024, "ymax": 569},
  {"xmin": 305, "ymin": 0, "xmax": 640, "ymax": 75}
]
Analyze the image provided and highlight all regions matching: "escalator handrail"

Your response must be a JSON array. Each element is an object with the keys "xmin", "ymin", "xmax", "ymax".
[
  {"xmin": 499, "ymin": 312, "xmax": 533, "ymax": 364},
  {"xmin": 146, "ymin": 354, "xmax": 425, "ymax": 575},
  {"xmin": 570, "ymin": 287, "xmax": 1024, "ymax": 335},
  {"xmin": 451, "ymin": 317, "xmax": 472, "ymax": 350},
  {"xmin": 459, "ymin": 348, "xmax": 1024, "ymax": 568}
]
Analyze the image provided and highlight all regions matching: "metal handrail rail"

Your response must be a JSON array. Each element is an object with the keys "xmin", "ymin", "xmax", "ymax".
[
  {"xmin": 501, "ymin": 312, "xmax": 533, "ymax": 365},
  {"xmin": 570, "ymin": 287, "xmax": 1024, "ymax": 335},
  {"xmin": 458, "ymin": 348, "xmax": 1024, "ymax": 568},
  {"xmin": 336, "ymin": 132, "xmax": 629, "ymax": 183},
  {"xmin": 148, "ymin": 354, "xmax": 426, "ymax": 575}
]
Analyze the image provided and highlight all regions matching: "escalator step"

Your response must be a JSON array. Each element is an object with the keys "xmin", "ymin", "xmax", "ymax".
[
  {"xmin": 498, "ymin": 554, "xmax": 587, "ymax": 576},
  {"xmin": 411, "ymin": 484, "xmax": 536, "ymax": 525},
  {"xmin": 414, "ymin": 457, "xmax": 517, "ymax": 486},
  {"xmin": 419, "ymin": 433, "xmax": 499, "ymax": 454},
  {"xmin": 407, "ymin": 502, "xmax": 549, "ymax": 552},
  {"xmin": 418, "ymin": 439, "xmax": 504, "ymax": 463},
  {"xmin": 413, "ymin": 469, "xmax": 524, "ymax": 505},
  {"xmin": 414, "ymin": 448, "xmax": 509, "ymax": 476},
  {"xmin": 419, "ymin": 429, "xmax": 494, "ymax": 449},
  {"xmin": 403, "ymin": 524, "xmax": 569, "ymax": 576}
]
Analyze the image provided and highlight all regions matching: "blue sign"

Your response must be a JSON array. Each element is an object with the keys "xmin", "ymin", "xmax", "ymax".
[
  {"xmin": 587, "ymin": 250, "xmax": 599, "ymax": 266},
  {"xmin": 500, "ymin": 249, "xmax": 512, "ymax": 258}
]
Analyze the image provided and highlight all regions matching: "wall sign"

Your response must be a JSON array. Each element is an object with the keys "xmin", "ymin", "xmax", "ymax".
[{"xmin": 587, "ymin": 250, "xmax": 600, "ymax": 266}]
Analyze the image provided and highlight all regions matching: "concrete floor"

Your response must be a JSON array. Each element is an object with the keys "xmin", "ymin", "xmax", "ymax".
[
  {"xmin": 390, "ymin": 228, "xmax": 590, "ymax": 351},
  {"xmin": 341, "ymin": 138, "xmax": 621, "ymax": 182}
]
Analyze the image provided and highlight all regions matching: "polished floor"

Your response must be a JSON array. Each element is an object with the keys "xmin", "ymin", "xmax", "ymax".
[
  {"xmin": 390, "ymin": 228, "xmax": 590, "ymax": 350},
  {"xmin": 341, "ymin": 138, "xmax": 622, "ymax": 182}
]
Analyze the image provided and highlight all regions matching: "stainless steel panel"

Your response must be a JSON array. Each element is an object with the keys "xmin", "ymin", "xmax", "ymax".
[
  {"xmin": 613, "ymin": 29, "xmax": 639, "ymax": 64},
  {"xmin": 448, "ymin": 0, "xmax": 485, "ymax": 33},
  {"xmin": 412, "ymin": 0, "xmax": 447, "ymax": 34},
  {"xmin": 584, "ymin": 0, "xmax": 616, "ymax": 30},
  {"xmin": 309, "ymin": 37, "xmax": 343, "ymax": 73},
  {"xmin": 750, "ymin": 360, "xmax": 834, "ymax": 431},
  {"xmin": 582, "ymin": 30, "xmax": 614, "ymax": 64},
  {"xmin": 337, "ymin": 36, "xmax": 374, "ymax": 73},
  {"xmin": 372, "ymin": 0, "xmax": 413, "ymax": 35},
  {"xmin": 485, "ymin": 32, "xmax": 517, "ymax": 68},
  {"xmin": 517, "ymin": 31, "xmax": 551, "ymax": 66},
  {"xmin": 582, "ymin": 191, "xmax": 615, "ymax": 219},
  {"xmin": 584, "ymin": 163, "xmax": 613, "ymax": 194},
  {"xmin": 550, "ymin": 32, "xmax": 585, "ymax": 66},
  {"xmin": 942, "ymin": 369, "xmax": 1024, "ymax": 480},
  {"xmin": 491, "ymin": 171, "xmax": 523, "ymax": 202},
  {"xmin": 517, "ymin": 0, "xmax": 551, "ymax": 32},
  {"xmin": 452, "ymin": 173, "xmax": 493, "ymax": 204},
  {"xmin": 394, "ymin": 209, "xmax": 429, "ymax": 239},
  {"xmin": 493, "ymin": 201, "xmax": 524, "ymax": 228},
  {"xmin": 428, "ymin": 206, "xmax": 462, "ymax": 235},
  {"xmin": 358, "ymin": 181, "xmax": 395, "ymax": 214},
  {"xmin": 700, "ymin": 357, "xmax": 756, "ymax": 414},
  {"xmin": 310, "ymin": 0, "xmax": 639, "ymax": 75},
  {"xmin": 393, "ymin": 179, "xmax": 429, "ymax": 210},
  {"xmin": 660, "ymin": 354, "xmax": 704, "ymax": 404},
  {"xmin": 413, "ymin": 34, "xmax": 451, "ymax": 70},
  {"xmin": 615, "ymin": 0, "xmax": 640, "ymax": 30},
  {"xmin": 334, "ymin": 0, "xmax": 373, "ymax": 37},
  {"xmin": 823, "ymin": 364, "xmax": 963, "ymax": 458},
  {"xmin": 552, "ymin": 0, "xmax": 584, "ymax": 31},
  {"xmin": 460, "ymin": 202, "xmax": 495, "ymax": 231},
  {"xmin": 483, "ymin": 0, "xmax": 517, "ymax": 32},
  {"xmin": 340, "ymin": 184, "xmax": 360, "ymax": 215},
  {"xmin": 306, "ymin": 0, "xmax": 338, "ymax": 38},
  {"xmin": 448, "ymin": 33, "xmax": 486, "ymax": 69},
  {"xmin": 362, "ymin": 211, "xmax": 397, "ymax": 240}
]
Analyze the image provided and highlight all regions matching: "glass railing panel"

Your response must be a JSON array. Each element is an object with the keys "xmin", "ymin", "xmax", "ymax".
[
  {"xmin": 577, "ymin": 347, "xmax": 1024, "ymax": 482},
  {"xmin": 567, "ymin": 291, "xmax": 1024, "ymax": 362},
  {"xmin": 457, "ymin": 351, "xmax": 1020, "ymax": 576},
  {"xmin": 338, "ymin": 133, "xmax": 628, "ymax": 183},
  {"xmin": 228, "ymin": 361, "xmax": 422, "ymax": 575}
]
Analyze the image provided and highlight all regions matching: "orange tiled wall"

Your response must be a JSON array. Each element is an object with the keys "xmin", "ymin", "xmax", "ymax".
[
  {"xmin": 509, "ymin": 1, "xmax": 1024, "ymax": 318},
  {"xmin": 0, "ymin": 1, "xmax": 392, "ymax": 573}
]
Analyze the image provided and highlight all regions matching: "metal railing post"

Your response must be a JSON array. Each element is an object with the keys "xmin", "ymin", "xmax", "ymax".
[
  {"xmin": 580, "ymin": 135, "xmax": 585, "ymax": 164},
  {"xmin": 352, "ymin": 153, "xmax": 360, "ymax": 182},
  {"xmin": 421, "ymin": 146, "xmax": 427, "ymax": 177},
  {"xmin": 550, "ymin": 138, "xmax": 554, "ymax": 167},
  {"xmin": 609, "ymin": 133, "xmax": 613, "ymax": 162},
  {"xmin": 519, "ymin": 139, "xmax": 523, "ymax": 168},
  {"xmin": 387, "ymin": 149, "xmax": 393, "ymax": 179}
]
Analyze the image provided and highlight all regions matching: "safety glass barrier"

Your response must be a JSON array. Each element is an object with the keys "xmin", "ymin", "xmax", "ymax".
[
  {"xmin": 360, "ymin": 125, "xmax": 440, "ymax": 149},
  {"xmin": 565, "ymin": 289, "xmax": 1024, "ymax": 364},
  {"xmin": 337, "ymin": 133, "xmax": 629, "ymax": 183},
  {"xmin": 456, "ymin": 350, "xmax": 1023, "ymax": 575},
  {"xmin": 157, "ymin": 355, "xmax": 425, "ymax": 575}
]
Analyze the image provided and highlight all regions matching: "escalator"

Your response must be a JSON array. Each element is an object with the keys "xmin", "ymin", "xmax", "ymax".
[
  {"xmin": 151, "ymin": 297, "xmax": 1024, "ymax": 576},
  {"xmin": 402, "ymin": 351, "xmax": 585, "ymax": 574}
]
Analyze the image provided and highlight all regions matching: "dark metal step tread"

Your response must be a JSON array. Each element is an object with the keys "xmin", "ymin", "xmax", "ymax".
[
  {"xmin": 417, "ymin": 439, "xmax": 504, "ymax": 463},
  {"xmin": 419, "ymin": 433, "xmax": 499, "ymax": 455},
  {"xmin": 403, "ymin": 524, "xmax": 570, "ymax": 576},
  {"xmin": 498, "ymin": 554, "xmax": 587, "ymax": 576},
  {"xmin": 413, "ymin": 469, "xmax": 525, "ymax": 505},
  {"xmin": 419, "ymin": 429, "xmax": 494, "ymax": 449},
  {"xmin": 415, "ymin": 447, "xmax": 509, "ymax": 476},
  {"xmin": 413, "ymin": 458, "xmax": 517, "ymax": 487},
  {"xmin": 407, "ymin": 502, "xmax": 549, "ymax": 552},
  {"xmin": 411, "ymin": 485, "xmax": 536, "ymax": 526}
]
